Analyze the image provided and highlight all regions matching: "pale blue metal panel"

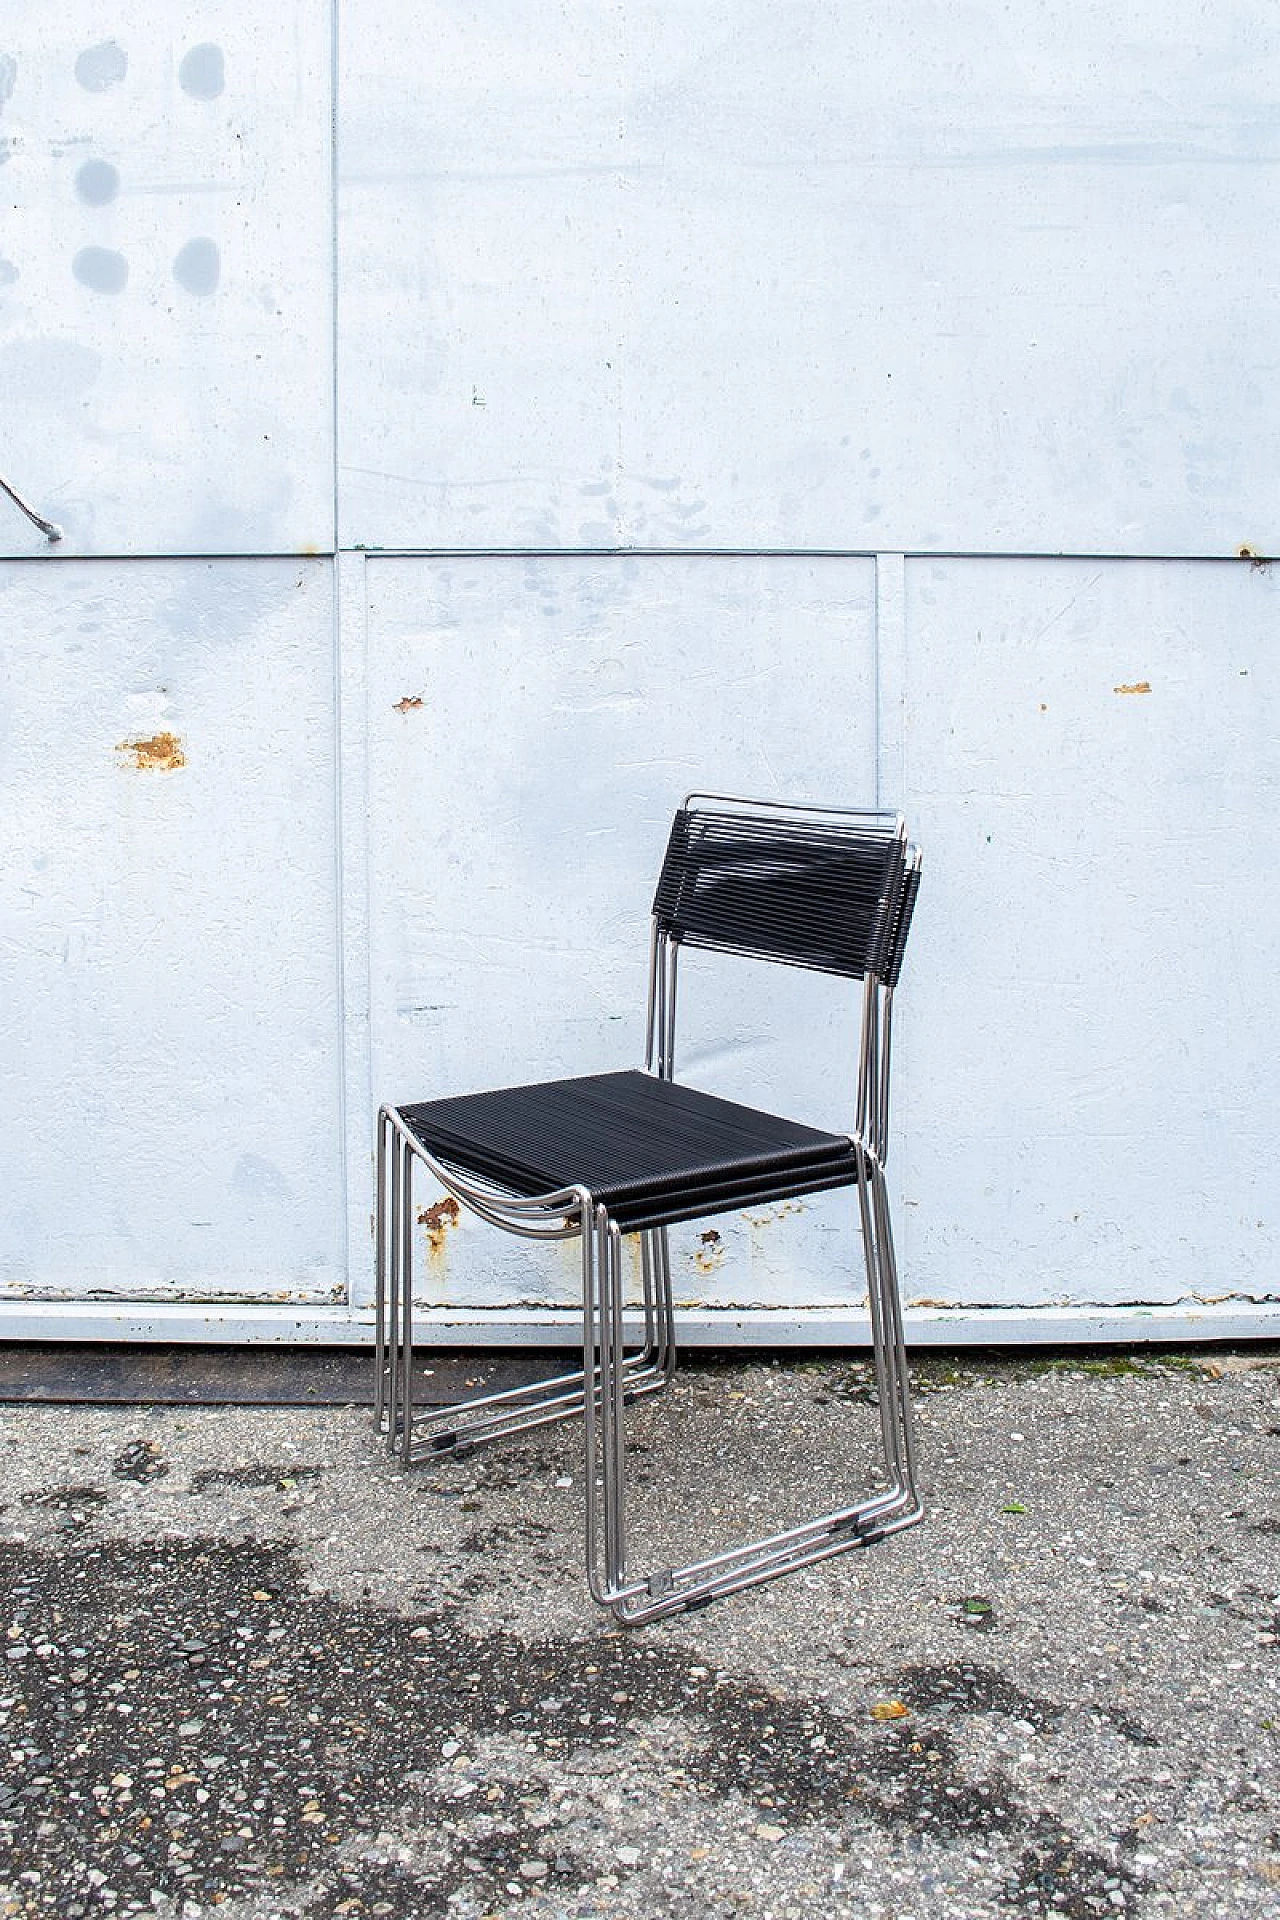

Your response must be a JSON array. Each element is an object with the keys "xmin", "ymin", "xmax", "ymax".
[
  {"xmin": 896, "ymin": 555, "xmax": 1280, "ymax": 1310},
  {"xmin": 338, "ymin": 2, "xmax": 623, "ymax": 552},
  {"xmin": 2, "ymin": 3, "xmax": 1276, "ymax": 1341},
  {"xmin": 0, "ymin": 558, "xmax": 346, "ymax": 1301},
  {"xmin": 337, "ymin": 0, "xmax": 1280, "ymax": 555},
  {"xmin": 0, "ymin": 2, "xmax": 333, "ymax": 557},
  {"xmin": 357, "ymin": 553, "xmax": 878, "ymax": 1311}
]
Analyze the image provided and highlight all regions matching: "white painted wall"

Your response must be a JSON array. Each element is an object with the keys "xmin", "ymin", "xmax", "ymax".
[
  {"xmin": 0, "ymin": 559, "xmax": 346, "ymax": 1303},
  {"xmin": 1, "ymin": 2, "xmax": 1276, "ymax": 1340},
  {"xmin": 898, "ymin": 557, "xmax": 1280, "ymax": 1313},
  {"xmin": 0, "ymin": 2, "xmax": 333, "ymax": 557},
  {"xmin": 356, "ymin": 553, "xmax": 878, "ymax": 1313},
  {"xmin": 339, "ymin": 0, "xmax": 1280, "ymax": 556}
]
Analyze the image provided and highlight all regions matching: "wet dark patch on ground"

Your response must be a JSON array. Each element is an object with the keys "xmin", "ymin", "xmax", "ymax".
[
  {"xmin": 687, "ymin": 1686, "xmax": 1138, "ymax": 1914},
  {"xmin": 0, "ymin": 1535, "xmax": 1144, "ymax": 1919},
  {"xmin": 457, "ymin": 1519, "xmax": 554, "ymax": 1555},
  {"xmin": 18, "ymin": 1486, "xmax": 109, "ymax": 1514},
  {"xmin": 458, "ymin": 1444, "xmax": 570, "ymax": 1494},
  {"xmin": 111, "ymin": 1440, "xmax": 169, "ymax": 1482},
  {"xmin": 1093, "ymin": 1703, "xmax": 1159, "ymax": 1749},
  {"xmin": 188, "ymin": 1465, "xmax": 326, "ymax": 1493},
  {"xmin": 1003, "ymin": 1831, "xmax": 1139, "ymax": 1919},
  {"xmin": 891, "ymin": 1663, "xmax": 1064, "ymax": 1733}
]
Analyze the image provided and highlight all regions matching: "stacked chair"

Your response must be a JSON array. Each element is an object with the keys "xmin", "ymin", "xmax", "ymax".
[{"xmin": 375, "ymin": 794, "xmax": 923, "ymax": 1623}]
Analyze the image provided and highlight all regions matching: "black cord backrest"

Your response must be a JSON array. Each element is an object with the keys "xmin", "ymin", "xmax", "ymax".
[
  {"xmin": 884, "ymin": 853, "xmax": 922, "ymax": 990},
  {"xmin": 652, "ymin": 805, "xmax": 910, "ymax": 981}
]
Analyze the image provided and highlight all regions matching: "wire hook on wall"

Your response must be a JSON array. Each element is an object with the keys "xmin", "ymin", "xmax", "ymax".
[{"xmin": 0, "ymin": 472, "xmax": 63, "ymax": 542}]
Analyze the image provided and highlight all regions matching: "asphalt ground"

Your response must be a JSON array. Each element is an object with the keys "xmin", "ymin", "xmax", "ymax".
[{"xmin": 1, "ymin": 1349, "xmax": 1278, "ymax": 1920}]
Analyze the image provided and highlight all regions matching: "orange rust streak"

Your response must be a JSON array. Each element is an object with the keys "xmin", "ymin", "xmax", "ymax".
[
  {"xmin": 115, "ymin": 731, "xmax": 186, "ymax": 771},
  {"xmin": 417, "ymin": 1195, "xmax": 460, "ymax": 1258},
  {"xmin": 1113, "ymin": 681, "xmax": 1151, "ymax": 696},
  {"xmin": 394, "ymin": 694, "xmax": 424, "ymax": 713},
  {"xmin": 694, "ymin": 1228, "xmax": 724, "ymax": 1273}
]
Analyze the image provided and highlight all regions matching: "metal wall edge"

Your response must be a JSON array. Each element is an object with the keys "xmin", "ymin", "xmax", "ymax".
[{"xmin": 0, "ymin": 1301, "xmax": 1276, "ymax": 1348}]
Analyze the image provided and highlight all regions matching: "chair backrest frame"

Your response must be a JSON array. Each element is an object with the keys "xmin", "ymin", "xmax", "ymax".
[
  {"xmin": 652, "ymin": 793, "xmax": 910, "ymax": 983},
  {"xmin": 643, "ymin": 795, "xmax": 921, "ymax": 1159}
]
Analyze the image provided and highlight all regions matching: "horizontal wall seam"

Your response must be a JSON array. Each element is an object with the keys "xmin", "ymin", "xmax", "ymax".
[{"xmin": 0, "ymin": 547, "xmax": 1267, "ymax": 565}]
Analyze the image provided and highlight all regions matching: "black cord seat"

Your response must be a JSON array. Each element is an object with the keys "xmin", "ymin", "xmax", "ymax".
[{"xmin": 398, "ymin": 1068, "xmax": 859, "ymax": 1233}]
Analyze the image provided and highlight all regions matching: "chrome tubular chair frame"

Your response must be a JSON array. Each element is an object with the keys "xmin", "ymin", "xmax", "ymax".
[{"xmin": 375, "ymin": 794, "xmax": 923, "ymax": 1624}]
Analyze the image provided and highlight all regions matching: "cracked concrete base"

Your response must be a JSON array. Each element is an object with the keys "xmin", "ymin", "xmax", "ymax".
[{"xmin": 1, "ymin": 1351, "xmax": 1278, "ymax": 1919}]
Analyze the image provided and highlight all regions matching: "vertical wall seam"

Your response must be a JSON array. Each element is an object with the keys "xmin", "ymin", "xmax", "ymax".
[
  {"xmin": 331, "ymin": 551, "xmax": 349, "ymax": 1308},
  {"xmin": 330, "ymin": 0, "xmax": 342, "ymax": 554},
  {"xmin": 614, "ymin": 0, "xmax": 628, "ymax": 546},
  {"xmin": 334, "ymin": 550, "xmax": 375, "ymax": 1309},
  {"xmin": 329, "ymin": 0, "xmax": 349, "ymax": 1308},
  {"xmin": 873, "ymin": 550, "xmax": 910, "ymax": 1267},
  {"xmin": 874, "ymin": 552, "xmax": 907, "ymax": 809}
]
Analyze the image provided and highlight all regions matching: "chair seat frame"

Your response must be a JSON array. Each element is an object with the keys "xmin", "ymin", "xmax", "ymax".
[{"xmin": 375, "ymin": 794, "xmax": 922, "ymax": 1624}]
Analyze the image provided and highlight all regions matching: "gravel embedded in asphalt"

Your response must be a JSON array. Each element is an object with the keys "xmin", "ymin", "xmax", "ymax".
[{"xmin": 0, "ymin": 1350, "xmax": 1278, "ymax": 1919}]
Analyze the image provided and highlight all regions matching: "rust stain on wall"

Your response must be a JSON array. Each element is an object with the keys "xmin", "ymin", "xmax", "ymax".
[
  {"xmin": 1113, "ymin": 681, "xmax": 1151, "ymax": 696},
  {"xmin": 393, "ymin": 694, "xmax": 424, "ymax": 713},
  {"xmin": 743, "ymin": 1200, "xmax": 804, "ymax": 1228},
  {"xmin": 417, "ymin": 1195, "xmax": 460, "ymax": 1257},
  {"xmin": 694, "ymin": 1227, "xmax": 725, "ymax": 1273},
  {"xmin": 115, "ymin": 731, "xmax": 186, "ymax": 771}
]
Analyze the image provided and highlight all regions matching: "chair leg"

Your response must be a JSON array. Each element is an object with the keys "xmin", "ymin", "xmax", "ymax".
[
  {"xmin": 374, "ymin": 1110, "xmax": 390, "ymax": 1437},
  {"xmin": 585, "ymin": 1209, "xmax": 649, "ymax": 1611},
  {"xmin": 592, "ymin": 1175, "xmax": 920, "ymax": 1626},
  {"xmin": 855, "ymin": 1156, "xmax": 921, "ymax": 1529},
  {"xmin": 644, "ymin": 1226, "xmax": 677, "ymax": 1390},
  {"xmin": 868, "ymin": 1161, "xmax": 920, "ymax": 1517},
  {"xmin": 375, "ymin": 1145, "xmax": 917, "ymax": 1625},
  {"xmin": 397, "ymin": 1134, "xmax": 415, "ymax": 1465},
  {"xmin": 375, "ymin": 1112, "xmax": 406, "ymax": 1453},
  {"xmin": 582, "ymin": 1204, "xmax": 609, "ymax": 1604},
  {"xmin": 374, "ymin": 1144, "xmax": 676, "ymax": 1467},
  {"xmin": 603, "ymin": 1216, "xmax": 630, "ymax": 1586},
  {"xmin": 374, "ymin": 1116, "xmax": 422, "ymax": 1463}
]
